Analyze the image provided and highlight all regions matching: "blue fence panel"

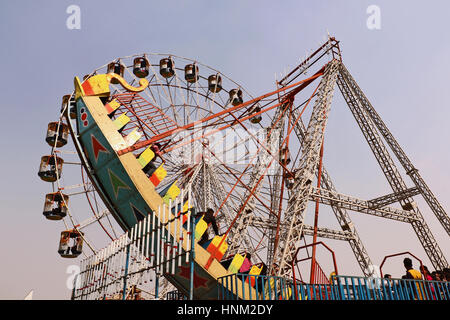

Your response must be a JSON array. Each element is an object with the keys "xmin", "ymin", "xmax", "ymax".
[{"xmin": 217, "ymin": 273, "xmax": 450, "ymax": 301}]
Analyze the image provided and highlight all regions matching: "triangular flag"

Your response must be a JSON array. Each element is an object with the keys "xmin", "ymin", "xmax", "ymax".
[
  {"xmin": 108, "ymin": 169, "xmax": 130, "ymax": 199},
  {"xmin": 91, "ymin": 134, "xmax": 109, "ymax": 162}
]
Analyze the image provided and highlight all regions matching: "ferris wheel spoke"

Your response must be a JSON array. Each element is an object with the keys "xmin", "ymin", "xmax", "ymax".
[
  {"xmin": 147, "ymin": 62, "xmax": 177, "ymax": 120},
  {"xmin": 57, "ymin": 182, "xmax": 90, "ymax": 191},
  {"xmin": 171, "ymin": 70, "xmax": 188, "ymax": 125},
  {"xmin": 164, "ymin": 77, "xmax": 179, "ymax": 124},
  {"xmin": 143, "ymin": 79, "xmax": 160, "ymax": 112}
]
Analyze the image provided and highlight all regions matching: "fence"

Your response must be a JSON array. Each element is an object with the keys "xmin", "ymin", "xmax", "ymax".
[
  {"xmin": 217, "ymin": 273, "xmax": 450, "ymax": 301},
  {"xmin": 72, "ymin": 190, "xmax": 193, "ymax": 300},
  {"xmin": 333, "ymin": 275, "xmax": 450, "ymax": 301}
]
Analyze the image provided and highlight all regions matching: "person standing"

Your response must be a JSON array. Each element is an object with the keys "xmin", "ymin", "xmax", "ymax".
[
  {"xmin": 420, "ymin": 265, "xmax": 432, "ymax": 281},
  {"xmin": 403, "ymin": 258, "xmax": 422, "ymax": 280},
  {"xmin": 420, "ymin": 265, "xmax": 435, "ymax": 300},
  {"xmin": 403, "ymin": 258, "xmax": 423, "ymax": 300}
]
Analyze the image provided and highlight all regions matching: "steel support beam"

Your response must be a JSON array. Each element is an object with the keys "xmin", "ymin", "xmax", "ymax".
[
  {"xmin": 340, "ymin": 64, "xmax": 450, "ymax": 237},
  {"xmin": 310, "ymin": 187, "xmax": 419, "ymax": 223},
  {"xmin": 275, "ymin": 60, "xmax": 339, "ymax": 277},
  {"xmin": 250, "ymin": 217, "xmax": 354, "ymax": 241},
  {"xmin": 337, "ymin": 64, "xmax": 449, "ymax": 269},
  {"xmin": 291, "ymin": 113, "xmax": 375, "ymax": 276},
  {"xmin": 368, "ymin": 187, "xmax": 420, "ymax": 210}
]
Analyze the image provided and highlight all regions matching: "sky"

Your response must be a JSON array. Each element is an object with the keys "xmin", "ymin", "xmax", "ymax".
[{"xmin": 0, "ymin": 0, "xmax": 449, "ymax": 299}]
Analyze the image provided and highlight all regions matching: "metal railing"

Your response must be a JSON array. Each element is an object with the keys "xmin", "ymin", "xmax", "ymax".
[
  {"xmin": 218, "ymin": 274, "xmax": 294, "ymax": 300},
  {"xmin": 73, "ymin": 190, "xmax": 193, "ymax": 300},
  {"xmin": 333, "ymin": 275, "xmax": 450, "ymax": 301},
  {"xmin": 217, "ymin": 273, "xmax": 450, "ymax": 301}
]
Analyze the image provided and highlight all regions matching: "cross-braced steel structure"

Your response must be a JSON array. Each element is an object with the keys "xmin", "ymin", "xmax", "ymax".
[
  {"xmin": 110, "ymin": 37, "xmax": 449, "ymax": 279},
  {"xmin": 44, "ymin": 38, "xmax": 449, "ymax": 299},
  {"xmin": 266, "ymin": 37, "xmax": 449, "ymax": 277}
]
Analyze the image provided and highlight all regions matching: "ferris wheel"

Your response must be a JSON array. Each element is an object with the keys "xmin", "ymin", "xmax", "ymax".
[
  {"xmin": 39, "ymin": 52, "xmax": 301, "ymax": 273},
  {"xmin": 39, "ymin": 37, "xmax": 450, "ymax": 300},
  {"xmin": 40, "ymin": 48, "xmax": 324, "ymax": 266}
]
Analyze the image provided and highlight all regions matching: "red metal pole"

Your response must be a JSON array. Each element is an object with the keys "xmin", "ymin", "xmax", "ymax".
[
  {"xmin": 297, "ymin": 242, "xmax": 338, "ymax": 275},
  {"xmin": 292, "ymin": 259, "xmax": 299, "ymax": 300},
  {"xmin": 310, "ymin": 139, "xmax": 324, "ymax": 284},
  {"xmin": 379, "ymin": 251, "xmax": 423, "ymax": 278}
]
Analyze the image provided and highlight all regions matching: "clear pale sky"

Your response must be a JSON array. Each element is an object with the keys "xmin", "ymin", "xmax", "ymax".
[{"xmin": 0, "ymin": 0, "xmax": 449, "ymax": 299}]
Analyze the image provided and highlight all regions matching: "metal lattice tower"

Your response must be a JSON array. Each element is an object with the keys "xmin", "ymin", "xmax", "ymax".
[
  {"xmin": 275, "ymin": 59, "xmax": 340, "ymax": 276},
  {"xmin": 266, "ymin": 37, "xmax": 449, "ymax": 277}
]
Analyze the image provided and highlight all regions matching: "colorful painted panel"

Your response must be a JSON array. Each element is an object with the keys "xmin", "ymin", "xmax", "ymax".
[
  {"xmin": 76, "ymin": 97, "xmax": 151, "ymax": 229},
  {"xmin": 227, "ymin": 253, "xmax": 245, "ymax": 274},
  {"xmin": 207, "ymin": 235, "xmax": 228, "ymax": 261}
]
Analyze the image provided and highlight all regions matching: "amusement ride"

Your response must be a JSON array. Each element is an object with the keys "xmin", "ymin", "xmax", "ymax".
[{"xmin": 38, "ymin": 37, "xmax": 450, "ymax": 300}]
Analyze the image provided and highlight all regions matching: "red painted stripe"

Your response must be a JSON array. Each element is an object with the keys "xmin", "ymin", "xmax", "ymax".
[
  {"xmin": 149, "ymin": 175, "xmax": 161, "ymax": 186},
  {"xmin": 82, "ymin": 80, "xmax": 94, "ymax": 96},
  {"xmin": 104, "ymin": 103, "xmax": 113, "ymax": 114}
]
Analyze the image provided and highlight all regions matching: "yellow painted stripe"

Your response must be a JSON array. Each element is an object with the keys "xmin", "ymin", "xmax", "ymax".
[
  {"xmin": 228, "ymin": 253, "xmax": 245, "ymax": 274},
  {"xmin": 105, "ymin": 99, "xmax": 120, "ymax": 114},
  {"xmin": 84, "ymin": 74, "xmax": 110, "ymax": 96},
  {"xmin": 149, "ymin": 165, "xmax": 167, "ymax": 186},
  {"xmin": 166, "ymin": 182, "xmax": 180, "ymax": 199},
  {"xmin": 249, "ymin": 264, "xmax": 263, "ymax": 276},
  {"xmin": 247, "ymin": 264, "xmax": 264, "ymax": 287},
  {"xmin": 154, "ymin": 165, "xmax": 167, "ymax": 180},
  {"xmin": 195, "ymin": 218, "xmax": 208, "ymax": 240},
  {"xmin": 162, "ymin": 193, "xmax": 171, "ymax": 205},
  {"xmin": 137, "ymin": 147, "xmax": 155, "ymax": 168},
  {"xmin": 182, "ymin": 201, "xmax": 189, "ymax": 212},
  {"xmin": 113, "ymin": 113, "xmax": 130, "ymax": 131},
  {"xmin": 181, "ymin": 201, "xmax": 190, "ymax": 224}
]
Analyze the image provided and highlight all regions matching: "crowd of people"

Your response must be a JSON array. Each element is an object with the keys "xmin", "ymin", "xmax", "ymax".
[
  {"xmin": 429, "ymin": 269, "xmax": 450, "ymax": 282},
  {"xmin": 383, "ymin": 257, "xmax": 450, "ymax": 282}
]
